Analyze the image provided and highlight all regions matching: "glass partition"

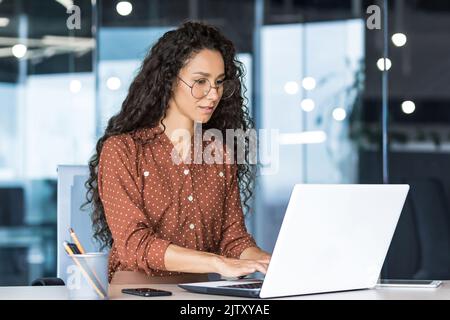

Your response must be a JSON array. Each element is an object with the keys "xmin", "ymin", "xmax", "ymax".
[
  {"xmin": 1, "ymin": 0, "xmax": 448, "ymax": 286},
  {"xmin": 0, "ymin": 0, "xmax": 94, "ymax": 285},
  {"xmin": 382, "ymin": 0, "xmax": 450, "ymax": 280},
  {"xmin": 254, "ymin": 0, "xmax": 378, "ymax": 254}
]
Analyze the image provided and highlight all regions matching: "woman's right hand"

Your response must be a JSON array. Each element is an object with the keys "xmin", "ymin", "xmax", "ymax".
[{"xmin": 212, "ymin": 255, "xmax": 269, "ymax": 278}]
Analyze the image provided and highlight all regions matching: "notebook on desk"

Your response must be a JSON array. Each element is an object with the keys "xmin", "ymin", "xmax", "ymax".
[{"xmin": 178, "ymin": 184, "xmax": 410, "ymax": 299}]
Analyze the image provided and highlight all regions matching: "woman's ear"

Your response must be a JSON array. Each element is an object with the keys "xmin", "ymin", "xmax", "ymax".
[{"xmin": 170, "ymin": 77, "xmax": 180, "ymax": 94}]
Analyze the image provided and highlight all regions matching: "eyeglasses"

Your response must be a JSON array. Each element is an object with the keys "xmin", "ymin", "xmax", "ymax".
[{"xmin": 177, "ymin": 76, "xmax": 237, "ymax": 100}]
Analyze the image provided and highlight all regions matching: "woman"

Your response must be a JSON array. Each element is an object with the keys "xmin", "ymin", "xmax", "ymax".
[{"xmin": 85, "ymin": 21, "xmax": 271, "ymax": 284}]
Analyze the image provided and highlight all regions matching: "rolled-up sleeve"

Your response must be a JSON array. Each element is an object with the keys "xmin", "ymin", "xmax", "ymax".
[
  {"xmin": 218, "ymin": 164, "xmax": 257, "ymax": 259},
  {"xmin": 97, "ymin": 136, "xmax": 172, "ymax": 273}
]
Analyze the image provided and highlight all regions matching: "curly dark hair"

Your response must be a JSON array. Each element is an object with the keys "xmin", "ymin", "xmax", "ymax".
[{"xmin": 83, "ymin": 21, "xmax": 256, "ymax": 250}]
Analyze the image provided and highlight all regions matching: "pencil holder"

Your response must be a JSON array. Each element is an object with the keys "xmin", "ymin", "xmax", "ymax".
[{"xmin": 66, "ymin": 252, "xmax": 109, "ymax": 300}]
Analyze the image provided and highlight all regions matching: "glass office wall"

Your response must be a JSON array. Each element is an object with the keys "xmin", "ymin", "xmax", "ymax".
[
  {"xmin": 254, "ymin": 0, "xmax": 376, "ymax": 253},
  {"xmin": 380, "ymin": 0, "xmax": 450, "ymax": 280},
  {"xmin": 0, "ymin": 0, "xmax": 94, "ymax": 285},
  {"xmin": 1, "ymin": 0, "xmax": 448, "ymax": 286}
]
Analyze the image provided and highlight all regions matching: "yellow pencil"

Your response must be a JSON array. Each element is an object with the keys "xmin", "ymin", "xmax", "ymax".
[
  {"xmin": 68, "ymin": 228, "xmax": 104, "ymax": 293},
  {"xmin": 63, "ymin": 241, "xmax": 106, "ymax": 299},
  {"xmin": 69, "ymin": 228, "xmax": 86, "ymax": 254}
]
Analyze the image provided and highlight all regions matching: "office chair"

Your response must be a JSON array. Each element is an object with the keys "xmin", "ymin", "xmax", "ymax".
[
  {"xmin": 384, "ymin": 177, "xmax": 450, "ymax": 279},
  {"xmin": 31, "ymin": 277, "xmax": 65, "ymax": 286},
  {"xmin": 409, "ymin": 178, "xmax": 450, "ymax": 279},
  {"xmin": 382, "ymin": 189, "xmax": 421, "ymax": 278}
]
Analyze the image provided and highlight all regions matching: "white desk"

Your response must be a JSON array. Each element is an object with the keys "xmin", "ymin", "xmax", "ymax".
[{"xmin": 0, "ymin": 282, "xmax": 449, "ymax": 300}]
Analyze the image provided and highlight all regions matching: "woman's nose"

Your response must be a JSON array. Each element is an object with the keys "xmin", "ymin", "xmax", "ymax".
[{"xmin": 207, "ymin": 86, "xmax": 220, "ymax": 100}]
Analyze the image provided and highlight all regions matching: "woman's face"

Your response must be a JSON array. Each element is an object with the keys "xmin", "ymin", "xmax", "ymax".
[{"xmin": 169, "ymin": 49, "xmax": 225, "ymax": 124}]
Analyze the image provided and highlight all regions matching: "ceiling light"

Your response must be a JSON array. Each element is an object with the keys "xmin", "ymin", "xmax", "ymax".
[
  {"xmin": 401, "ymin": 101, "xmax": 415, "ymax": 114},
  {"xmin": 300, "ymin": 99, "xmax": 315, "ymax": 112},
  {"xmin": 0, "ymin": 18, "xmax": 9, "ymax": 27},
  {"xmin": 377, "ymin": 58, "xmax": 392, "ymax": 71},
  {"xmin": 107, "ymin": 77, "xmax": 121, "ymax": 90},
  {"xmin": 392, "ymin": 33, "xmax": 407, "ymax": 47},
  {"xmin": 284, "ymin": 81, "xmax": 299, "ymax": 95},
  {"xmin": 12, "ymin": 44, "xmax": 27, "ymax": 58},
  {"xmin": 116, "ymin": 1, "xmax": 133, "ymax": 16},
  {"xmin": 302, "ymin": 77, "xmax": 316, "ymax": 91},
  {"xmin": 332, "ymin": 107, "xmax": 347, "ymax": 121}
]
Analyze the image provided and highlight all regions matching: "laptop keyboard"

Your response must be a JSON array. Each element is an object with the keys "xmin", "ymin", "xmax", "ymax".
[{"xmin": 220, "ymin": 282, "xmax": 263, "ymax": 290}]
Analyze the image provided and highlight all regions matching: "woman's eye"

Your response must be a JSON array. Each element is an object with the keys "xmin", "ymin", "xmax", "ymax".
[
  {"xmin": 216, "ymin": 79, "xmax": 225, "ymax": 85},
  {"xmin": 197, "ymin": 79, "xmax": 207, "ymax": 85}
]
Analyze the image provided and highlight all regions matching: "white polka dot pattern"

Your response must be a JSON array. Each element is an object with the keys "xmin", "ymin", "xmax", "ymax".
[{"xmin": 97, "ymin": 126, "xmax": 257, "ymax": 282}]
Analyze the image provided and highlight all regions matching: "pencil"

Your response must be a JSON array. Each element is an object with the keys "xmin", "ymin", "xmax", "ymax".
[
  {"xmin": 69, "ymin": 228, "xmax": 86, "ymax": 254},
  {"xmin": 63, "ymin": 241, "xmax": 106, "ymax": 299},
  {"xmin": 68, "ymin": 228, "xmax": 104, "ymax": 292}
]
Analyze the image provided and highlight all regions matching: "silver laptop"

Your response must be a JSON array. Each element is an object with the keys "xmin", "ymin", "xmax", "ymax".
[{"xmin": 178, "ymin": 184, "xmax": 410, "ymax": 299}]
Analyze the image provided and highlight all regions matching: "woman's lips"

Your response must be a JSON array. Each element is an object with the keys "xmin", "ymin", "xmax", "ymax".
[{"xmin": 198, "ymin": 106, "xmax": 215, "ymax": 114}]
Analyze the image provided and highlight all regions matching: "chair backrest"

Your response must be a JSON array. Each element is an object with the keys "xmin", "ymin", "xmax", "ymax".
[
  {"xmin": 56, "ymin": 165, "xmax": 105, "ymax": 282},
  {"xmin": 384, "ymin": 176, "xmax": 450, "ymax": 279},
  {"xmin": 408, "ymin": 177, "xmax": 450, "ymax": 279}
]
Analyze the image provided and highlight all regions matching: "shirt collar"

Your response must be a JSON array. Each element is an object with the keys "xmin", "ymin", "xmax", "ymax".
[{"xmin": 130, "ymin": 126, "xmax": 164, "ymax": 145}]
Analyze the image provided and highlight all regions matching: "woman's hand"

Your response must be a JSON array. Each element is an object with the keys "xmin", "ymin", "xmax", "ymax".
[
  {"xmin": 239, "ymin": 246, "xmax": 272, "ymax": 264},
  {"xmin": 212, "ymin": 256, "xmax": 269, "ymax": 278},
  {"xmin": 254, "ymin": 252, "xmax": 271, "ymax": 264}
]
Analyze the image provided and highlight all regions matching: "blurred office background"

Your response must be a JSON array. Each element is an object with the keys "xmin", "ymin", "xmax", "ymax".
[{"xmin": 0, "ymin": 0, "xmax": 449, "ymax": 285}]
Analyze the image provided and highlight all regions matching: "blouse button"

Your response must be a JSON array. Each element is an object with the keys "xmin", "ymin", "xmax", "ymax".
[
  {"xmin": 143, "ymin": 171, "xmax": 150, "ymax": 177},
  {"xmin": 189, "ymin": 223, "xmax": 195, "ymax": 230},
  {"xmin": 183, "ymin": 169, "xmax": 189, "ymax": 175},
  {"xmin": 219, "ymin": 171, "xmax": 224, "ymax": 177},
  {"xmin": 187, "ymin": 195, "xmax": 194, "ymax": 202}
]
